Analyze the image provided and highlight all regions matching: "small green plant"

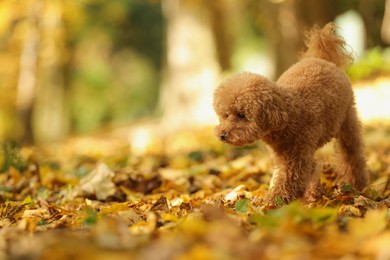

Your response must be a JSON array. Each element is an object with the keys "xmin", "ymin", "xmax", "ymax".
[
  {"xmin": 0, "ymin": 142, "xmax": 26, "ymax": 172},
  {"xmin": 341, "ymin": 184, "xmax": 352, "ymax": 192},
  {"xmin": 235, "ymin": 198, "xmax": 249, "ymax": 214},
  {"xmin": 83, "ymin": 208, "xmax": 98, "ymax": 226},
  {"xmin": 275, "ymin": 196, "xmax": 284, "ymax": 207}
]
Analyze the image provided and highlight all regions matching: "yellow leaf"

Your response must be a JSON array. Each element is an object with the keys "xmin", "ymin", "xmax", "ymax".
[
  {"xmin": 349, "ymin": 209, "xmax": 387, "ymax": 239},
  {"xmin": 362, "ymin": 232, "xmax": 390, "ymax": 258},
  {"xmin": 0, "ymin": 201, "xmax": 28, "ymax": 224},
  {"xmin": 22, "ymin": 195, "xmax": 33, "ymax": 206},
  {"xmin": 161, "ymin": 213, "xmax": 179, "ymax": 222},
  {"xmin": 18, "ymin": 217, "xmax": 39, "ymax": 233},
  {"xmin": 176, "ymin": 244, "xmax": 216, "ymax": 260},
  {"xmin": 129, "ymin": 212, "xmax": 156, "ymax": 235},
  {"xmin": 99, "ymin": 202, "xmax": 130, "ymax": 216},
  {"xmin": 178, "ymin": 214, "xmax": 207, "ymax": 238}
]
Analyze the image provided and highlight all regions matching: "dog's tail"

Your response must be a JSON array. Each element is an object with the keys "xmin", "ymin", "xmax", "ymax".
[{"xmin": 301, "ymin": 23, "xmax": 353, "ymax": 68}]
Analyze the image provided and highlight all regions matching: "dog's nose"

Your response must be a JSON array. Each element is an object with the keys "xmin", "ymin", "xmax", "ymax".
[{"xmin": 220, "ymin": 132, "xmax": 228, "ymax": 141}]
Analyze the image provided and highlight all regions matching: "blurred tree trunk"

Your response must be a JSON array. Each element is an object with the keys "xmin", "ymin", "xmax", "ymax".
[
  {"xmin": 32, "ymin": 2, "xmax": 69, "ymax": 143},
  {"xmin": 382, "ymin": 0, "xmax": 390, "ymax": 44},
  {"xmin": 259, "ymin": 0, "xmax": 337, "ymax": 78},
  {"xmin": 16, "ymin": 1, "xmax": 41, "ymax": 143},
  {"xmin": 355, "ymin": 0, "xmax": 386, "ymax": 47},
  {"xmin": 13, "ymin": 1, "xmax": 68, "ymax": 144},
  {"xmin": 209, "ymin": 0, "xmax": 235, "ymax": 72},
  {"xmin": 159, "ymin": 0, "xmax": 220, "ymax": 130}
]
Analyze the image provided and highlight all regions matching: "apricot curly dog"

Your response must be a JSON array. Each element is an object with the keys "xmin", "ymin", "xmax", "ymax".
[{"xmin": 213, "ymin": 23, "xmax": 368, "ymax": 205}]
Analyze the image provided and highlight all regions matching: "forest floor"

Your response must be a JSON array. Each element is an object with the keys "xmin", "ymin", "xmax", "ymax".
[{"xmin": 1, "ymin": 80, "xmax": 390, "ymax": 260}]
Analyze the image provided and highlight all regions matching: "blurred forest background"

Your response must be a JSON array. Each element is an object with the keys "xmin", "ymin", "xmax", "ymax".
[{"xmin": 0, "ymin": 0, "xmax": 389, "ymax": 144}]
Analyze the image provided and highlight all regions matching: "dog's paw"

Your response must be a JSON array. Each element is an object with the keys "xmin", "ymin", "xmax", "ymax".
[
  {"xmin": 303, "ymin": 187, "xmax": 323, "ymax": 204},
  {"xmin": 303, "ymin": 181, "xmax": 324, "ymax": 204}
]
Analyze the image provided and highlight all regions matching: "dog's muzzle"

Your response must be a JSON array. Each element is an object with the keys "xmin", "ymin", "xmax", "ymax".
[{"xmin": 219, "ymin": 131, "xmax": 228, "ymax": 141}]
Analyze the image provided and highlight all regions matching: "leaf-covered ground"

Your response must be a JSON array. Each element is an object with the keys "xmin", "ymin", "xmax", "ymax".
[{"xmin": 1, "ymin": 122, "xmax": 390, "ymax": 260}]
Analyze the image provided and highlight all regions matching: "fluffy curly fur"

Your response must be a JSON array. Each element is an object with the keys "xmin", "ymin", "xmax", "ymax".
[{"xmin": 213, "ymin": 23, "xmax": 368, "ymax": 205}]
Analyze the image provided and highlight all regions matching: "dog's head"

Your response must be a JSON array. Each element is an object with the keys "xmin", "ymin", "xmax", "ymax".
[{"xmin": 213, "ymin": 72, "xmax": 288, "ymax": 146}]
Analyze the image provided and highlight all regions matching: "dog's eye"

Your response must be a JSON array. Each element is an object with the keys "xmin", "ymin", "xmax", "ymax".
[
  {"xmin": 224, "ymin": 113, "xmax": 229, "ymax": 118},
  {"xmin": 237, "ymin": 112, "xmax": 246, "ymax": 119}
]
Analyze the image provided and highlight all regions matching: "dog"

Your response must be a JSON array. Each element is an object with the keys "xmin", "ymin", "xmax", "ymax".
[{"xmin": 213, "ymin": 23, "xmax": 368, "ymax": 205}]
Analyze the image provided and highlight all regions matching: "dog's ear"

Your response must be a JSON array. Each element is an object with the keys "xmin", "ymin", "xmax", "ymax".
[
  {"xmin": 261, "ymin": 102, "xmax": 288, "ymax": 131},
  {"xmin": 238, "ymin": 87, "xmax": 288, "ymax": 132},
  {"xmin": 257, "ymin": 91, "xmax": 289, "ymax": 132}
]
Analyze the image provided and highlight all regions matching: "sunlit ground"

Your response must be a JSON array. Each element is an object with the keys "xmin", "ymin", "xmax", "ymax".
[{"xmin": 354, "ymin": 77, "xmax": 390, "ymax": 123}]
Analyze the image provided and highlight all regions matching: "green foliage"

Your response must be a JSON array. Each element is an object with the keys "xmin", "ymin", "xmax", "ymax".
[
  {"xmin": 83, "ymin": 208, "xmax": 98, "ymax": 226},
  {"xmin": 275, "ymin": 196, "xmax": 284, "ymax": 207},
  {"xmin": 348, "ymin": 47, "xmax": 390, "ymax": 81},
  {"xmin": 0, "ymin": 0, "xmax": 165, "ymax": 140},
  {"xmin": 66, "ymin": 0, "xmax": 164, "ymax": 133},
  {"xmin": 188, "ymin": 151, "xmax": 204, "ymax": 162},
  {"xmin": 251, "ymin": 201, "xmax": 338, "ymax": 229},
  {"xmin": 0, "ymin": 142, "xmax": 26, "ymax": 172},
  {"xmin": 341, "ymin": 184, "xmax": 352, "ymax": 192}
]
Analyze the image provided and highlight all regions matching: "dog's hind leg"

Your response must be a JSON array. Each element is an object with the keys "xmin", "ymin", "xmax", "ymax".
[{"xmin": 336, "ymin": 105, "xmax": 368, "ymax": 190}]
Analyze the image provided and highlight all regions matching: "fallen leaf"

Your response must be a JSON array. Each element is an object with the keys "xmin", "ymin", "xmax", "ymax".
[
  {"xmin": 235, "ymin": 198, "xmax": 249, "ymax": 214},
  {"xmin": 72, "ymin": 163, "xmax": 116, "ymax": 200},
  {"xmin": 0, "ymin": 201, "xmax": 29, "ymax": 225},
  {"xmin": 151, "ymin": 196, "xmax": 170, "ymax": 213}
]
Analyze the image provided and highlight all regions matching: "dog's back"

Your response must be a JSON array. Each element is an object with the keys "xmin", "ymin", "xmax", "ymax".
[
  {"xmin": 276, "ymin": 22, "xmax": 354, "ymax": 120},
  {"xmin": 277, "ymin": 57, "xmax": 352, "ymax": 147},
  {"xmin": 273, "ymin": 23, "xmax": 355, "ymax": 147}
]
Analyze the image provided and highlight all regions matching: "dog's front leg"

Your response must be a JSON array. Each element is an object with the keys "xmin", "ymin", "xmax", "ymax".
[{"xmin": 264, "ymin": 152, "xmax": 316, "ymax": 206}]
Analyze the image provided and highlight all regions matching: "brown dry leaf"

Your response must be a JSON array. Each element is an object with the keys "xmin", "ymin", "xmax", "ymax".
[
  {"xmin": 71, "ymin": 163, "xmax": 116, "ymax": 200},
  {"xmin": 151, "ymin": 196, "xmax": 170, "ymax": 213},
  {"xmin": 339, "ymin": 204, "xmax": 364, "ymax": 218},
  {"xmin": 0, "ymin": 201, "xmax": 29, "ymax": 226},
  {"xmin": 354, "ymin": 195, "xmax": 378, "ymax": 209},
  {"xmin": 38, "ymin": 200, "xmax": 74, "ymax": 221}
]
